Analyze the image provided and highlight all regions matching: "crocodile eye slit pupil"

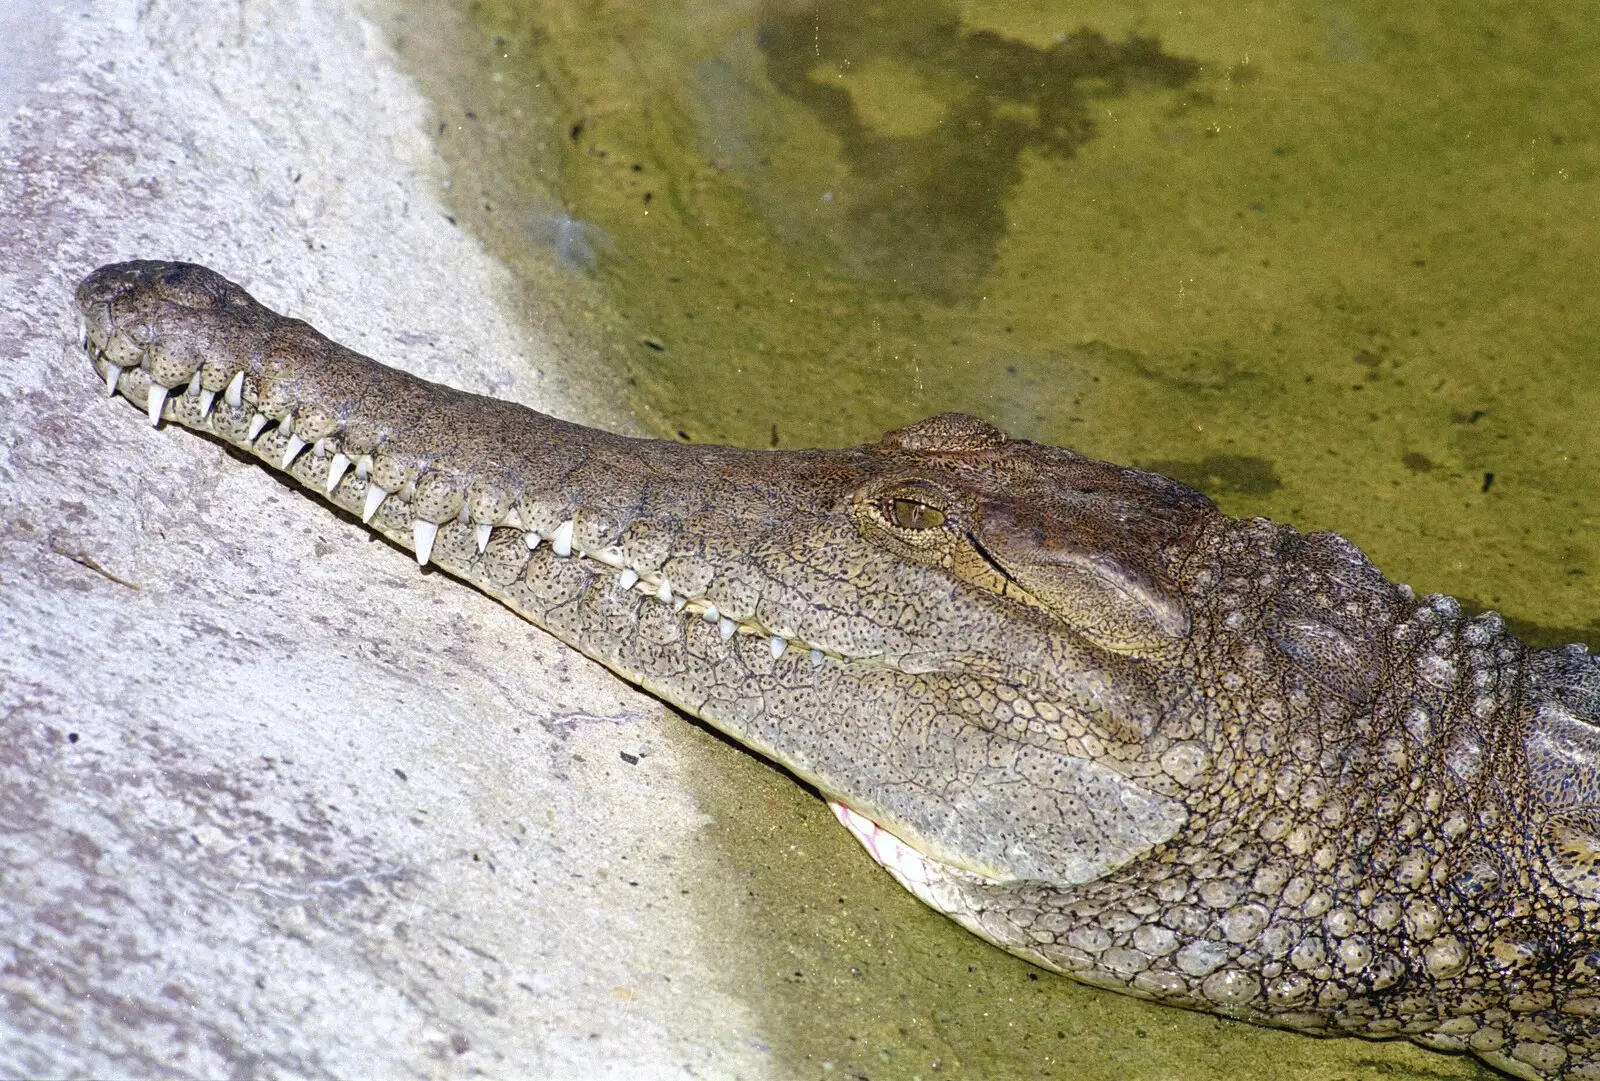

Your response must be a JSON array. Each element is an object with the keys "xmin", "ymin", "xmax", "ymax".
[{"xmin": 890, "ymin": 498, "xmax": 944, "ymax": 531}]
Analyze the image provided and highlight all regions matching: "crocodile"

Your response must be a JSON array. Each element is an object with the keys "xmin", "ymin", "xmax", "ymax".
[{"xmin": 74, "ymin": 259, "xmax": 1600, "ymax": 1079}]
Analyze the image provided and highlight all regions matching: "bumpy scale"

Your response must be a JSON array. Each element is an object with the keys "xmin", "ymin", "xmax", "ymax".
[{"xmin": 76, "ymin": 261, "xmax": 1600, "ymax": 1079}]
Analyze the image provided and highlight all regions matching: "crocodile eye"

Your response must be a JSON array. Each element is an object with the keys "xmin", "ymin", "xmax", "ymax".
[
  {"xmin": 890, "ymin": 498, "xmax": 945, "ymax": 531},
  {"xmin": 851, "ymin": 480, "xmax": 957, "ymax": 561}
]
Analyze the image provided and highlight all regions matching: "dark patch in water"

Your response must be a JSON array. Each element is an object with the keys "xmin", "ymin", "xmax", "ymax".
[
  {"xmin": 757, "ymin": 1, "xmax": 1200, "ymax": 300},
  {"xmin": 1140, "ymin": 455, "xmax": 1283, "ymax": 497}
]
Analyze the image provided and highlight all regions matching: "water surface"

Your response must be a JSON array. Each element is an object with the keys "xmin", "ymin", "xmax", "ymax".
[{"xmin": 385, "ymin": 1, "xmax": 1599, "ymax": 1076}]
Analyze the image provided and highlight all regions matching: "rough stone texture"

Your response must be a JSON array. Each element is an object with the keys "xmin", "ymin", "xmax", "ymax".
[{"xmin": 0, "ymin": 2, "xmax": 765, "ymax": 1077}]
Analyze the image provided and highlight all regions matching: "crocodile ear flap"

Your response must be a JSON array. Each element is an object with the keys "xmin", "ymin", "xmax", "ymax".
[{"xmin": 1001, "ymin": 554, "xmax": 1190, "ymax": 657}]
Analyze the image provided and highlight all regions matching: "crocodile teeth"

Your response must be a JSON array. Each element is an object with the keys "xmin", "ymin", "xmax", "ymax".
[
  {"xmin": 224, "ymin": 370, "xmax": 243, "ymax": 409},
  {"xmin": 146, "ymin": 385, "xmax": 167, "ymax": 426},
  {"xmin": 355, "ymin": 454, "xmax": 372, "ymax": 480},
  {"xmin": 325, "ymin": 452, "xmax": 351, "ymax": 494},
  {"xmin": 186, "ymin": 370, "xmax": 203, "ymax": 396},
  {"xmin": 413, "ymin": 520, "xmax": 438, "ymax": 566},
  {"xmin": 655, "ymin": 580, "xmax": 673, "ymax": 605},
  {"xmin": 550, "ymin": 520, "xmax": 574, "ymax": 557},
  {"xmin": 769, "ymin": 635, "xmax": 787, "ymax": 659},
  {"xmin": 673, "ymin": 597, "xmax": 687, "ymax": 613},
  {"xmin": 475, "ymin": 522, "xmax": 492, "ymax": 553},
  {"xmin": 719, "ymin": 617, "xmax": 736, "ymax": 641},
  {"xmin": 702, "ymin": 604, "xmax": 720, "ymax": 623},
  {"xmin": 280, "ymin": 434, "xmax": 307, "ymax": 470},
  {"xmin": 456, "ymin": 504, "xmax": 470, "ymax": 526},
  {"xmin": 103, "ymin": 363, "xmax": 121, "ymax": 397},
  {"xmin": 313, "ymin": 438, "xmax": 328, "ymax": 457},
  {"xmin": 198, "ymin": 388, "xmax": 216, "ymax": 417},
  {"xmin": 617, "ymin": 568, "xmax": 638, "ymax": 590},
  {"xmin": 524, "ymin": 531, "xmax": 541, "ymax": 551},
  {"xmin": 247, "ymin": 413, "xmax": 268, "ymax": 441},
  {"xmin": 811, "ymin": 649, "xmax": 825, "ymax": 667},
  {"xmin": 362, "ymin": 485, "xmax": 387, "ymax": 523}
]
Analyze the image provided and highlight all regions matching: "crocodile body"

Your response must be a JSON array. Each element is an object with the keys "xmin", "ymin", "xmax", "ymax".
[{"xmin": 75, "ymin": 260, "xmax": 1600, "ymax": 1078}]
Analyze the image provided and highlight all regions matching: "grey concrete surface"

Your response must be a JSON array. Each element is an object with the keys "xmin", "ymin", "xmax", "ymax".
[{"xmin": 0, "ymin": 2, "xmax": 767, "ymax": 1077}]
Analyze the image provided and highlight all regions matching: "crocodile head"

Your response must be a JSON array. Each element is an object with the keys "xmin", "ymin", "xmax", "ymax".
[
  {"xmin": 75, "ymin": 260, "xmax": 1218, "ymax": 899},
  {"xmin": 656, "ymin": 408, "xmax": 1221, "ymax": 896},
  {"xmin": 77, "ymin": 261, "xmax": 1600, "ymax": 1078}
]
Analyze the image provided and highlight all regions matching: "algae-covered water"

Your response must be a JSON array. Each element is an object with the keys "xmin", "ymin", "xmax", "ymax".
[{"xmin": 383, "ymin": 0, "xmax": 1598, "ymax": 1076}]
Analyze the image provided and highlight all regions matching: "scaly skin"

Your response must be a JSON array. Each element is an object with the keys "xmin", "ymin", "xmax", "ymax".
[{"xmin": 75, "ymin": 260, "xmax": 1600, "ymax": 1078}]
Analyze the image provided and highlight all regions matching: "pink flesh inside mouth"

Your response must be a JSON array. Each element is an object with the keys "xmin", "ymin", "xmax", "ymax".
[{"xmin": 829, "ymin": 800, "xmax": 969, "ymax": 890}]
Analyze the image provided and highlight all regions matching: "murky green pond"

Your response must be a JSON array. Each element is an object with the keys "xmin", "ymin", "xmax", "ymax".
[{"xmin": 384, "ymin": 0, "xmax": 1598, "ymax": 1076}]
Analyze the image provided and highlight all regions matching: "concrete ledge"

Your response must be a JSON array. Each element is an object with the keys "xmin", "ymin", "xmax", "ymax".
[{"xmin": 0, "ymin": 2, "xmax": 764, "ymax": 1076}]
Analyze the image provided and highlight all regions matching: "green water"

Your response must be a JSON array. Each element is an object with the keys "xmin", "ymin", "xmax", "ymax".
[{"xmin": 384, "ymin": 0, "xmax": 1598, "ymax": 1076}]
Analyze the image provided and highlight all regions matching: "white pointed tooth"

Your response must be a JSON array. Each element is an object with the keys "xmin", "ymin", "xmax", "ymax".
[
  {"xmin": 655, "ymin": 580, "xmax": 673, "ymax": 604},
  {"xmin": 769, "ymin": 635, "xmax": 787, "ymax": 659},
  {"xmin": 186, "ymin": 370, "xmax": 203, "ymax": 395},
  {"xmin": 280, "ymin": 434, "xmax": 307, "ymax": 470},
  {"xmin": 617, "ymin": 568, "xmax": 639, "ymax": 590},
  {"xmin": 362, "ymin": 485, "xmax": 388, "ymax": 523},
  {"xmin": 475, "ymin": 522, "xmax": 492, "ymax": 553},
  {"xmin": 103, "ymin": 363, "xmax": 122, "ymax": 397},
  {"xmin": 457, "ymin": 504, "xmax": 470, "ymax": 526},
  {"xmin": 673, "ymin": 597, "xmax": 687, "ymax": 613},
  {"xmin": 524, "ymin": 531, "xmax": 542, "ymax": 550},
  {"xmin": 413, "ymin": 520, "xmax": 438, "ymax": 566},
  {"xmin": 146, "ymin": 384, "xmax": 167, "ymax": 426},
  {"xmin": 224, "ymin": 370, "xmax": 243, "ymax": 409},
  {"xmin": 702, "ymin": 604, "xmax": 720, "ymax": 623},
  {"xmin": 247, "ymin": 413, "xmax": 268, "ymax": 441},
  {"xmin": 719, "ymin": 617, "xmax": 736, "ymax": 641},
  {"xmin": 551, "ymin": 519, "xmax": 574, "ymax": 557},
  {"xmin": 325, "ymin": 452, "xmax": 352, "ymax": 495},
  {"xmin": 198, "ymin": 388, "xmax": 216, "ymax": 417},
  {"xmin": 503, "ymin": 507, "xmax": 524, "ymax": 530},
  {"xmin": 355, "ymin": 454, "xmax": 373, "ymax": 480},
  {"xmin": 313, "ymin": 438, "xmax": 328, "ymax": 457},
  {"xmin": 811, "ymin": 649, "xmax": 825, "ymax": 667}
]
